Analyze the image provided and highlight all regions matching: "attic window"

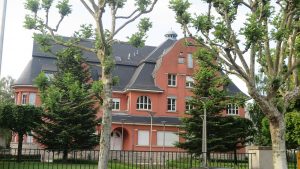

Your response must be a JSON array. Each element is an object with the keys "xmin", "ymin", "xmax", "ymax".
[
  {"xmin": 178, "ymin": 57, "xmax": 184, "ymax": 64},
  {"xmin": 115, "ymin": 56, "xmax": 122, "ymax": 61}
]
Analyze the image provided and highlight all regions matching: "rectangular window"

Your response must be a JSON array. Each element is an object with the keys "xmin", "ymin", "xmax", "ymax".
[
  {"xmin": 167, "ymin": 98, "xmax": 176, "ymax": 112},
  {"xmin": 226, "ymin": 103, "xmax": 239, "ymax": 115},
  {"xmin": 157, "ymin": 131, "xmax": 179, "ymax": 147},
  {"xmin": 26, "ymin": 135, "xmax": 33, "ymax": 143},
  {"xmin": 187, "ymin": 53, "xmax": 193, "ymax": 68},
  {"xmin": 29, "ymin": 93, "xmax": 36, "ymax": 105},
  {"xmin": 186, "ymin": 76, "xmax": 194, "ymax": 88},
  {"xmin": 21, "ymin": 93, "xmax": 28, "ymax": 105},
  {"xmin": 178, "ymin": 57, "xmax": 184, "ymax": 64},
  {"xmin": 168, "ymin": 74, "xmax": 176, "ymax": 86},
  {"xmin": 185, "ymin": 100, "xmax": 192, "ymax": 113},
  {"xmin": 137, "ymin": 130, "xmax": 149, "ymax": 146},
  {"xmin": 112, "ymin": 98, "xmax": 120, "ymax": 111}
]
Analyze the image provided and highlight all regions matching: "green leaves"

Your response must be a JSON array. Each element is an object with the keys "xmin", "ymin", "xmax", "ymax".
[
  {"xmin": 41, "ymin": 0, "xmax": 54, "ymax": 11},
  {"xmin": 56, "ymin": 0, "xmax": 72, "ymax": 17},
  {"xmin": 135, "ymin": 0, "xmax": 151, "ymax": 12},
  {"xmin": 193, "ymin": 15, "xmax": 213, "ymax": 33},
  {"xmin": 25, "ymin": 0, "xmax": 40, "ymax": 14},
  {"xmin": 24, "ymin": 15, "xmax": 37, "ymax": 29},
  {"xmin": 169, "ymin": 0, "xmax": 191, "ymax": 25},
  {"xmin": 128, "ymin": 18, "xmax": 152, "ymax": 47},
  {"xmin": 240, "ymin": 14, "xmax": 264, "ymax": 43}
]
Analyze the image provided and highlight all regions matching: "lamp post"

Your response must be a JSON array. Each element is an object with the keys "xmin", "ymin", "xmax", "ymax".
[
  {"xmin": 121, "ymin": 119, "xmax": 126, "ymax": 150},
  {"xmin": 161, "ymin": 121, "xmax": 167, "ymax": 151},
  {"xmin": 199, "ymin": 99, "xmax": 207, "ymax": 168},
  {"xmin": 146, "ymin": 111, "xmax": 155, "ymax": 168}
]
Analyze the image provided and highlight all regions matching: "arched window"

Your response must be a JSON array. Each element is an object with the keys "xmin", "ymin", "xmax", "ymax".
[{"xmin": 136, "ymin": 96, "xmax": 151, "ymax": 110}]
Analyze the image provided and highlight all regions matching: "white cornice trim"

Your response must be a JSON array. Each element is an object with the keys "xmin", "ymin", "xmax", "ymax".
[{"xmin": 125, "ymin": 88, "xmax": 163, "ymax": 93}]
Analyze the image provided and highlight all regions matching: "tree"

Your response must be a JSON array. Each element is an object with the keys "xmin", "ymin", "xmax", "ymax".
[
  {"xmin": 0, "ymin": 76, "xmax": 15, "ymax": 104},
  {"xmin": 0, "ymin": 76, "xmax": 15, "ymax": 148},
  {"xmin": 170, "ymin": 1, "xmax": 300, "ymax": 168},
  {"xmin": 285, "ymin": 112, "xmax": 300, "ymax": 148},
  {"xmin": 24, "ymin": 1, "xmax": 157, "ymax": 168},
  {"xmin": 34, "ymin": 47, "xmax": 99, "ymax": 160},
  {"xmin": 177, "ymin": 49, "xmax": 254, "ymax": 164},
  {"xmin": 0, "ymin": 104, "xmax": 42, "ymax": 162},
  {"xmin": 247, "ymin": 102, "xmax": 271, "ymax": 146}
]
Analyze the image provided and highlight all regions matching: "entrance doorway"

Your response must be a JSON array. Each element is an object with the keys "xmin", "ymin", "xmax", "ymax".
[{"xmin": 110, "ymin": 130, "xmax": 122, "ymax": 150}]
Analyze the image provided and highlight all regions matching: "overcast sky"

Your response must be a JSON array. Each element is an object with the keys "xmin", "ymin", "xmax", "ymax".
[{"xmin": 0, "ymin": 0, "xmax": 247, "ymax": 93}]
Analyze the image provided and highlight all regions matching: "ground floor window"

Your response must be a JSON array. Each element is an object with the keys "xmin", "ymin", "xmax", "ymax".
[
  {"xmin": 137, "ymin": 130, "xmax": 149, "ymax": 146},
  {"xmin": 156, "ymin": 131, "xmax": 179, "ymax": 147}
]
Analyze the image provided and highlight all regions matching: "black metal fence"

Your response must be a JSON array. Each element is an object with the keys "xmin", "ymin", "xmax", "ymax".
[{"xmin": 0, "ymin": 148, "xmax": 284, "ymax": 169}]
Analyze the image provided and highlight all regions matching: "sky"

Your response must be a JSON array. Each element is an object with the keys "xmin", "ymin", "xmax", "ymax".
[{"xmin": 0, "ymin": 0, "xmax": 248, "ymax": 94}]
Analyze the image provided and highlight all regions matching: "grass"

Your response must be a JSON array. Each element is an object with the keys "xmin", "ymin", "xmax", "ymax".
[{"xmin": 0, "ymin": 159, "xmax": 297, "ymax": 169}]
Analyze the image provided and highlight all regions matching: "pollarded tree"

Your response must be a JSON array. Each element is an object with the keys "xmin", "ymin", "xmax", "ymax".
[
  {"xmin": 24, "ymin": 1, "xmax": 157, "ymax": 168},
  {"xmin": 34, "ymin": 47, "xmax": 99, "ymax": 160},
  {"xmin": 0, "ymin": 104, "xmax": 42, "ymax": 162},
  {"xmin": 170, "ymin": 1, "xmax": 300, "ymax": 168}
]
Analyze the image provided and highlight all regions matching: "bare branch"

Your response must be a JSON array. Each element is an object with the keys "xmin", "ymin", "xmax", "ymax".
[
  {"xmin": 89, "ymin": 0, "xmax": 98, "ymax": 11},
  {"xmin": 112, "ymin": 0, "xmax": 158, "ymax": 37},
  {"xmin": 116, "ymin": 9, "xmax": 139, "ymax": 19},
  {"xmin": 224, "ymin": 13, "xmax": 250, "ymax": 75},
  {"xmin": 283, "ymin": 60, "xmax": 300, "ymax": 82},
  {"xmin": 80, "ymin": 0, "xmax": 95, "ymax": 16},
  {"xmin": 241, "ymin": 1, "xmax": 251, "ymax": 9},
  {"xmin": 284, "ymin": 86, "xmax": 300, "ymax": 104}
]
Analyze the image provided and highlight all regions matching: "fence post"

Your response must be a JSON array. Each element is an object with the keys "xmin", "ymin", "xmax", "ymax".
[
  {"xmin": 297, "ymin": 151, "xmax": 300, "ymax": 169},
  {"xmin": 247, "ymin": 146, "xmax": 273, "ymax": 169}
]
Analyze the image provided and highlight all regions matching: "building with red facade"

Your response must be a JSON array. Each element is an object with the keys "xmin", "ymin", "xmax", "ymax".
[{"xmin": 12, "ymin": 31, "xmax": 245, "ymax": 151}]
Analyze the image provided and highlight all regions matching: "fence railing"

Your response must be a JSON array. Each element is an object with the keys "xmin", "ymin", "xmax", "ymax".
[{"xmin": 0, "ymin": 148, "xmax": 259, "ymax": 169}]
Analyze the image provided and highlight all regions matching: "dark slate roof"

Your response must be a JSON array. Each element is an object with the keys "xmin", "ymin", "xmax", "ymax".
[
  {"xmin": 112, "ymin": 114, "xmax": 181, "ymax": 125},
  {"xmin": 15, "ymin": 57, "xmax": 56, "ymax": 85},
  {"xmin": 126, "ymin": 63, "xmax": 162, "ymax": 91},
  {"xmin": 32, "ymin": 40, "xmax": 156, "ymax": 65},
  {"xmin": 141, "ymin": 39, "xmax": 176, "ymax": 63}
]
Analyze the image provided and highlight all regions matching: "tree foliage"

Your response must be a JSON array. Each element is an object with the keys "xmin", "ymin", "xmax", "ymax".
[
  {"xmin": 285, "ymin": 112, "xmax": 300, "ymax": 148},
  {"xmin": 0, "ymin": 104, "xmax": 42, "ymax": 161},
  {"xmin": 0, "ymin": 76, "xmax": 15, "ymax": 148},
  {"xmin": 0, "ymin": 76, "xmax": 15, "ymax": 104},
  {"xmin": 34, "ymin": 47, "xmax": 99, "ymax": 160},
  {"xmin": 24, "ymin": 1, "xmax": 158, "ymax": 167},
  {"xmin": 170, "ymin": 1, "xmax": 300, "ymax": 168}
]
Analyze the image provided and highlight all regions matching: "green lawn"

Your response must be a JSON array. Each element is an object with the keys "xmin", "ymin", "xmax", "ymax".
[{"xmin": 0, "ymin": 160, "xmax": 297, "ymax": 169}]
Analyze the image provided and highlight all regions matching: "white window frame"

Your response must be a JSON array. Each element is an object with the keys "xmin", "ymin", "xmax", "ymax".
[
  {"xmin": 185, "ymin": 100, "xmax": 192, "ymax": 113},
  {"xmin": 21, "ymin": 93, "xmax": 28, "ymax": 105},
  {"xmin": 167, "ymin": 97, "xmax": 176, "ymax": 112},
  {"xmin": 186, "ymin": 76, "xmax": 194, "ymax": 88},
  {"xmin": 157, "ymin": 131, "xmax": 179, "ymax": 147},
  {"xmin": 29, "ymin": 93, "xmax": 36, "ymax": 105},
  {"xmin": 137, "ymin": 130, "xmax": 149, "ymax": 146},
  {"xmin": 168, "ymin": 74, "xmax": 176, "ymax": 87},
  {"xmin": 136, "ymin": 96, "xmax": 151, "ymax": 110},
  {"xmin": 187, "ymin": 53, "xmax": 193, "ymax": 68},
  {"xmin": 178, "ymin": 57, "xmax": 184, "ymax": 64},
  {"xmin": 112, "ymin": 98, "xmax": 120, "ymax": 111},
  {"xmin": 226, "ymin": 103, "xmax": 239, "ymax": 115}
]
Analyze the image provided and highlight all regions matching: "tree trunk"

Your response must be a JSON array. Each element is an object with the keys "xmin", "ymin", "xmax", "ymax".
[
  {"xmin": 249, "ymin": 88, "xmax": 288, "ymax": 169},
  {"xmin": 17, "ymin": 133, "xmax": 23, "ymax": 162},
  {"xmin": 63, "ymin": 149, "xmax": 68, "ymax": 161},
  {"xmin": 233, "ymin": 149, "xmax": 237, "ymax": 165},
  {"xmin": 98, "ymin": 65, "xmax": 113, "ymax": 169},
  {"xmin": 269, "ymin": 114, "xmax": 287, "ymax": 169}
]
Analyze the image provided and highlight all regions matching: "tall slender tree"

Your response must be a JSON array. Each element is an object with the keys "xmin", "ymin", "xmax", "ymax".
[
  {"xmin": 34, "ymin": 47, "xmax": 99, "ymax": 160},
  {"xmin": 170, "ymin": 1, "xmax": 300, "ymax": 168},
  {"xmin": 24, "ymin": 1, "xmax": 157, "ymax": 168},
  {"xmin": 177, "ymin": 48, "xmax": 254, "ymax": 163}
]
